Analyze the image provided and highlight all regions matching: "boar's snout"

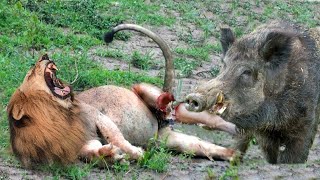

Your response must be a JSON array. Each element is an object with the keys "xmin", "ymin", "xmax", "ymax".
[
  {"xmin": 185, "ymin": 93, "xmax": 206, "ymax": 112},
  {"xmin": 185, "ymin": 91, "xmax": 226, "ymax": 113}
]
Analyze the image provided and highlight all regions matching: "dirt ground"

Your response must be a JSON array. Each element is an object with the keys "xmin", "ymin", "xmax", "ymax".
[
  {"xmin": 1, "ymin": 127, "xmax": 320, "ymax": 179},
  {"xmin": 1, "ymin": 25, "xmax": 320, "ymax": 179}
]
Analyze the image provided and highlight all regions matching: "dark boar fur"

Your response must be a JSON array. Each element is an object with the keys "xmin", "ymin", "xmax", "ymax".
[{"xmin": 185, "ymin": 21, "xmax": 320, "ymax": 164}]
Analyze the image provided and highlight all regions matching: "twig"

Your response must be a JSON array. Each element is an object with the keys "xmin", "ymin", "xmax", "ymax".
[
  {"xmin": 70, "ymin": 58, "xmax": 79, "ymax": 85},
  {"xmin": 140, "ymin": 45, "xmax": 159, "ymax": 48},
  {"xmin": 161, "ymin": 172, "xmax": 169, "ymax": 180},
  {"xmin": 125, "ymin": 167, "xmax": 133, "ymax": 175}
]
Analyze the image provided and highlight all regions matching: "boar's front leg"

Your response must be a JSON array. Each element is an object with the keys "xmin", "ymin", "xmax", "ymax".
[
  {"xmin": 235, "ymin": 133, "xmax": 253, "ymax": 158},
  {"xmin": 257, "ymin": 134, "xmax": 281, "ymax": 164},
  {"xmin": 277, "ymin": 128, "xmax": 314, "ymax": 163},
  {"xmin": 158, "ymin": 127, "xmax": 236, "ymax": 161},
  {"xmin": 257, "ymin": 128, "xmax": 312, "ymax": 164}
]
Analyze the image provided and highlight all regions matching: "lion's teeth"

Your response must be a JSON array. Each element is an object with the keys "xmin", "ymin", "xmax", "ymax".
[{"xmin": 217, "ymin": 106, "xmax": 227, "ymax": 115}]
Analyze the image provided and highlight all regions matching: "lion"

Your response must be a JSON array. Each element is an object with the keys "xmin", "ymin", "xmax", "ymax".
[
  {"xmin": 7, "ymin": 24, "xmax": 237, "ymax": 168},
  {"xmin": 7, "ymin": 54, "xmax": 144, "ymax": 167}
]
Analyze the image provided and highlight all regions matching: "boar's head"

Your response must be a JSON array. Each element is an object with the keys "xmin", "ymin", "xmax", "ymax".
[{"xmin": 185, "ymin": 21, "xmax": 318, "ymax": 130}]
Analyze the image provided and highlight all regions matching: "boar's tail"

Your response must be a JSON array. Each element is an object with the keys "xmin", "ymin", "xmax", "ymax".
[{"xmin": 103, "ymin": 24, "xmax": 174, "ymax": 93}]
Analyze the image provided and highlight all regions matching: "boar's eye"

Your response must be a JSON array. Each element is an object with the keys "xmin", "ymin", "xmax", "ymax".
[
  {"xmin": 239, "ymin": 69, "xmax": 254, "ymax": 87},
  {"xmin": 242, "ymin": 69, "xmax": 252, "ymax": 76}
]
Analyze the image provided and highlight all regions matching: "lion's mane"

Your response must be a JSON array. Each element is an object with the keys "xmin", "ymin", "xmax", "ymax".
[{"xmin": 7, "ymin": 89, "xmax": 89, "ymax": 167}]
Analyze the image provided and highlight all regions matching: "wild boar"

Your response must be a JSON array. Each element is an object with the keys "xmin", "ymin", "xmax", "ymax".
[{"xmin": 185, "ymin": 21, "xmax": 320, "ymax": 164}]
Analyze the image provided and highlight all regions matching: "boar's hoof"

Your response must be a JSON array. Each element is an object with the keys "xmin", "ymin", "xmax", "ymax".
[{"xmin": 185, "ymin": 93, "xmax": 205, "ymax": 112}]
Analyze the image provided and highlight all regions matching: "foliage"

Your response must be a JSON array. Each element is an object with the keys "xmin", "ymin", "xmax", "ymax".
[
  {"xmin": 219, "ymin": 156, "xmax": 241, "ymax": 180},
  {"xmin": 138, "ymin": 136, "xmax": 172, "ymax": 172},
  {"xmin": 95, "ymin": 48, "xmax": 127, "ymax": 60},
  {"xmin": 39, "ymin": 162, "xmax": 96, "ymax": 179},
  {"xmin": 131, "ymin": 51, "xmax": 155, "ymax": 70},
  {"xmin": 210, "ymin": 66, "xmax": 220, "ymax": 77},
  {"xmin": 174, "ymin": 58, "xmax": 200, "ymax": 78}
]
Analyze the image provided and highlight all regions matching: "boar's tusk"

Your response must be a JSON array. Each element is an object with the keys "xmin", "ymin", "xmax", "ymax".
[
  {"xmin": 216, "ymin": 91, "xmax": 224, "ymax": 104},
  {"xmin": 217, "ymin": 106, "xmax": 227, "ymax": 115}
]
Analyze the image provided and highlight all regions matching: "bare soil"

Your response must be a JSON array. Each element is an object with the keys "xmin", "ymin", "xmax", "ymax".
[{"xmin": 1, "ymin": 25, "xmax": 320, "ymax": 180}]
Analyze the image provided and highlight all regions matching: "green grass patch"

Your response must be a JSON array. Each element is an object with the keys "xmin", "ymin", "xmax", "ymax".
[
  {"xmin": 219, "ymin": 156, "xmax": 241, "ymax": 180},
  {"xmin": 174, "ymin": 58, "xmax": 199, "ymax": 78},
  {"xmin": 174, "ymin": 43, "xmax": 221, "ymax": 62},
  {"xmin": 175, "ymin": 47, "xmax": 209, "ymax": 61},
  {"xmin": 131, "ymin": 51, "xmax": 156, "ymax": 70},
  {"xmin": 40, "ymin": 163, "xmax": 93, "ymax": 179},
  {"xmin": 138, "ymin": 137, "xmax": 172, "ymax": 172},
  {"xmin": 0, "ymin": 1, "xmax": 101, "ymax": 52},
  {"xmin": 21, "ymin": 0, "xmax": 175, "ymax": 41},
  {"xmin": 95, "ymin": 48, "xmax": 128, "ymax": 60}
]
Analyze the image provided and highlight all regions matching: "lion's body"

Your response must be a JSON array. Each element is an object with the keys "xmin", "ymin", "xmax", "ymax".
[{"xmin": 78, "ymin": 85, "xmax": 158, "ymax": 146}]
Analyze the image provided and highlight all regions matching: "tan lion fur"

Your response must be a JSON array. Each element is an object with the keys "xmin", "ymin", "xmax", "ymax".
[{"xmin": 7, "ymin": 56, "xmax": 89, "ymax": 167}]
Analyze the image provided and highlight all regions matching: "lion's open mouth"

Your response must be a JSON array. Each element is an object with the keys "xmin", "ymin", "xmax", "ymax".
[{"xmin": 44, "ymin": 62, "xmax": 72, "ymax": 99}]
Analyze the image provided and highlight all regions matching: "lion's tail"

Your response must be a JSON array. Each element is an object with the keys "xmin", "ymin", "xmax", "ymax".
[{"xmin": 103, "ymin": 24, "xmax": 174, "ymax": 93}]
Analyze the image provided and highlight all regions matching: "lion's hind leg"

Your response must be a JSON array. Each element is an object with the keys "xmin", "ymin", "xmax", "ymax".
[
  {"xmin": 158, "ymin": 127, "xmax": 236, "ymax": 161},
  {"xmin": 80, "ymin": 102, "xmax": 144, "ymax": 160}
]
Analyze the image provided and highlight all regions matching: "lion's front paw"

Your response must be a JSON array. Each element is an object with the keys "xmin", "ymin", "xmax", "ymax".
[
  {"xmin": 129, "ymin": 147, "xmax": 144, "ymax": 160},
  {"xmin": 98, "ymin": 144, "xmax": 123, "ymax": 158},
  {"xmin": 229, "ymin": 150, "xmax": 242, "ymax": 163},
  {"xmin": 205, "ymin": 146, "xmax": 237, "ymax": 162}
]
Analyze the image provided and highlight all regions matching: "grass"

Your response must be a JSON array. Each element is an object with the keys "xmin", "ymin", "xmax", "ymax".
[
  {"xmin": 219, "ymin": 157, "xmax": 241, "ymax": 180},
  {"xmin": 40, "ymin": 163, "xmax": 95, "ymax": 179},
  {"xmin": 94, "ymin": 48, "xmax": 128, "ymax": 60},
  {"xmin": 174, "ymin": 58, "xmax": 200, "ymax": 78},
  {"xmin": 138, "ymin": 137, "xmax": 172, "ymax": 172},
  {"xmin": 131, "ymin": 50, "xmax": 156, "ymax": 70},
  {"xmin": 0, "ymin": 0, "xmax": 319, "ymax": 178}
]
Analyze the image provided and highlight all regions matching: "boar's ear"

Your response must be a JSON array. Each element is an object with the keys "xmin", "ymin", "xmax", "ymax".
[
  {"xmin": 220, "ymin": 26, "xmax": 235, "ymax": 55},
  {"xmin": 259, "ymin": 31, "xmax": 294, "ymax": 65}
]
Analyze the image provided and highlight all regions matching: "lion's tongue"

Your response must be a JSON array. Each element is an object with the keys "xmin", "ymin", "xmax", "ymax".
[{"xmin": 54, "ymin": 86, "xmax": 71, "ymax": 97}]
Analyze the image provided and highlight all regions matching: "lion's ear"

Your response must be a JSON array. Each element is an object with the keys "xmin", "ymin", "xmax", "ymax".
[
  {"xmin": 38, "ymin": 54, "xmax": 50, "ymax": 62},
  {"xmin": 10, "ymin": 104, "xmax": 25, "ymax": 120},
  {"xmin": 8, "ymin": 91, "xmax": 27, "ymax": 120}
]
